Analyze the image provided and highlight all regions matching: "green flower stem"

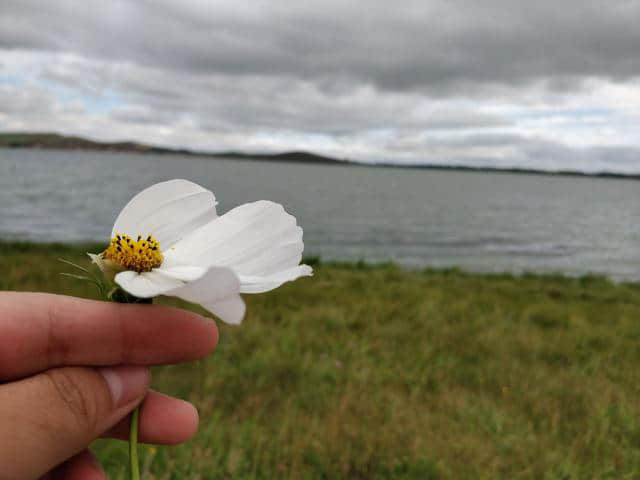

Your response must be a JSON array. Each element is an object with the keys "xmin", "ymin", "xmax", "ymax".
[
  {"xmin": 129, "ymin": 407, "xmax": 141, "ymax": 480},
  {"xmin": 110, "ymin": 288, "xmax": 151, "ymax": 480}
]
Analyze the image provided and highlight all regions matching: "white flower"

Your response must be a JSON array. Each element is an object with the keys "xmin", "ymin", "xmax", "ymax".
[{"xmin": 90, "ymin": 179, "xmax": 312, "ymax": 324}]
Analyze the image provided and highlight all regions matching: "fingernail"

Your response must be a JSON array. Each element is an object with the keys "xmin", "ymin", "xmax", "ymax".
[
  {"xmin": 98, "ymin": 366, "xmax": 150, "ymax": 408},
  {"xmin": 179, "ymin": 398, "xmax": 199, "ymax": 424}
]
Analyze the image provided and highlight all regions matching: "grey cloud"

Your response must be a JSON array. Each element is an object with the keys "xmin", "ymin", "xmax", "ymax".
[
  {"xmin": 2, "ymin": 1, "xmax": 640, "ymax": 174},
  {"xmin": 43, "ymin": 57, "xmax": 508, "ymax": 135},
  {"xmin": 2, "ymin": 0, "xmax": 640, "ymax": 95},
  {"xmin": 373, "ymin": 132, "xmax": 640, "ymax": 174},
  {"xmin": 3, "ymin": 69, "xmax": 639, "ymax": 175},
  {"xmin": 0, "ymin": 85, "xmax": 56, "ymax": 115}
]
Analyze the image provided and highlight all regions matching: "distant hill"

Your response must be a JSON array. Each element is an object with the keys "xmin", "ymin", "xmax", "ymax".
[
  {"xmin": 211, "ymin": 150, "xmax": 347, "ymax": 164},
  {"xmin": 0, "ymin": 132, "xmax": 191, "ymax": 154},
  {"xmin": 1, "ymin": 132, "xmax": 639, "ymax": 180},
  {"xmin": 0, "ymin": 132, "xmax": 347, "ymax": 164}
]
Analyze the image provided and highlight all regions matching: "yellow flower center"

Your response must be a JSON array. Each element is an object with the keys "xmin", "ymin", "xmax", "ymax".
[{"xmin": 103, "ymin": 233, "xmax": 163, "ymax": 272}]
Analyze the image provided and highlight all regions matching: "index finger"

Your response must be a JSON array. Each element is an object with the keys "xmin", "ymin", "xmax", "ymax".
[{"xmin": 0, "ymin": 292, "xmax": 218, "ymax": 381}]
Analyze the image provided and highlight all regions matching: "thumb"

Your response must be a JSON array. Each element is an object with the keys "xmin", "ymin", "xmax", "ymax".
[{"xmin": 0, "ymin": 365, "xmax": 150, "ymax": 480}]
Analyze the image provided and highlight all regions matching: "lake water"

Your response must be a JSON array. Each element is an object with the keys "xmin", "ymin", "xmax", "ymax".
[{"xmin": 1, "ymin": 148, "xmax": 639, "ymax": 281}]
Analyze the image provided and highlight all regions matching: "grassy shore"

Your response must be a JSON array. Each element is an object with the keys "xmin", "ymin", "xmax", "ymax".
[{"xmin": 3, "ymin": 241, "xmax": 640, "ymax": 479}]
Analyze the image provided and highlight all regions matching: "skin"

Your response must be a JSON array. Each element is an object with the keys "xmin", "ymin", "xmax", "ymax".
[{"xmin": 0, "ymin": 292, "xmax": 219, "ymax": 480}]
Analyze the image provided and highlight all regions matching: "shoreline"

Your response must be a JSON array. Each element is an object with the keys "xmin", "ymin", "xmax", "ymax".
[{"xmin": 2, "ymin": 239, "xmax": 635, "ymax": 286}]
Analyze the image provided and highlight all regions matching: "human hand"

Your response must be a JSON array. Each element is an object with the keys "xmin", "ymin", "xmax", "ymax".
[{"xmin": 0, "ymin": 292, "xmax": 218, "ymax": 479}]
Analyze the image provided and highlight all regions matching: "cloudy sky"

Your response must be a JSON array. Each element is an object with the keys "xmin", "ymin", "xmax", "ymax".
[{"xmin": 1, "ymin": 0, "xmax": 640, "ymax": 172}]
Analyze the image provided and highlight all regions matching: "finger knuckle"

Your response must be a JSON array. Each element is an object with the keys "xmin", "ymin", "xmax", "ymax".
[
  {"xmin": 46, "ymin": 303, "xmax": 72, "ymax": 366},
  {"xmin": 44, "ymin": 368, "xmax": 99, "ymax": 432}
]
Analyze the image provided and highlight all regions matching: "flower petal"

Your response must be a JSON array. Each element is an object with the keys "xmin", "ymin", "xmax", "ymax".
[
  {"xmin": 115, "ymin": 270, "xmax": 186, "ymax": 298},
  {"xmin": 168, "ymin": 200, "xmax": 312, "ymax": 292},
  {"xmin": 153, "ymin": 265, "xmax": 207, "ymax": 282},
  {"xmin": 112, "ymin": 179, "xmax": 218, "ymax": 249},
  {"xmin": 238, "ymin": 264, "xmax": 313, "ymax": 293},
  {"xmin": 231, "ymin": 242, "xmax": 304, "ymax": 277},
  {"xmin": 167, "ymin": 266, "xmax": 245, "ymax": 325},
  {"xmin": 203, "ymin": 296, "xmax": 246, "ymax": 325}
]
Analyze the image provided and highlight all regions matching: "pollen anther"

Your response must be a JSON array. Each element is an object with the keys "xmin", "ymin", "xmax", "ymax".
[{"xmin": 104, "ymin": 233, "xmax": 163, "ymax": 272}]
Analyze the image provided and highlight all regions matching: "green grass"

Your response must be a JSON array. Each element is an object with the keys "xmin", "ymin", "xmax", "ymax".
[{"xmin": 3, "ymin": 241, "xmax": 640, "ymax": 479}]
